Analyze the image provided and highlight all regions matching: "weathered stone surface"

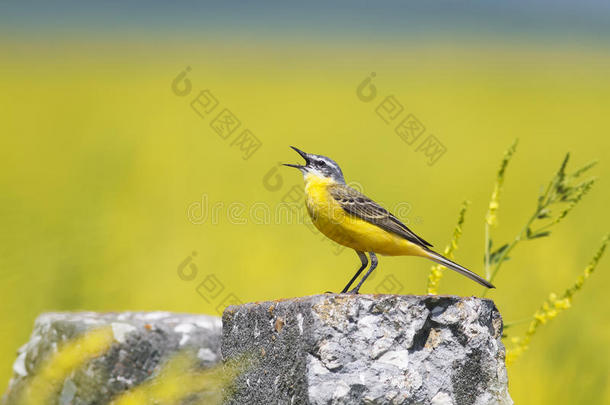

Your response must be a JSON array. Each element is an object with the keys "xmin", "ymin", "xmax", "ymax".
[
  {"xmin": 222, "ymin": 294, "xmax": 512, "ymax": 405},
  {"xmin": 3, "ymin": 297, "xmax": 512, "ymax": 405},
  {"xmin": 2, "ymin": 311, "xmax": 222, "ymax": 405}
]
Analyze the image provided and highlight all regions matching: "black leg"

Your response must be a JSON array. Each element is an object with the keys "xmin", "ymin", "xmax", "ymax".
[
  {"xmin": 341, "ymin": 251, "xmax": 368, "ymax": 293},
  {"xmin": 348, "ymin": 252, "xmax": 378, "ymax": 294}
]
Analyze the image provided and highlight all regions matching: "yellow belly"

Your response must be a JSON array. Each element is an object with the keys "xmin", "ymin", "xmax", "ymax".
[{"xmin": 303, "ymin": 175, "xmax": 426, "ymax": 256}]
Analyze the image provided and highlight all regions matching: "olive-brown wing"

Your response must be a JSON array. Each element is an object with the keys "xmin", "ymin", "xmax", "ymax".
[{"xmin": 328, "ymin": 184, "xmax": 433, "ymax": 248}]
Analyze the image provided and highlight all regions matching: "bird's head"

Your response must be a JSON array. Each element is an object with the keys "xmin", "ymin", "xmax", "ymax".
[{"xmin": 284, "ymin": 146, "xmax": 345, "ymax": 183}]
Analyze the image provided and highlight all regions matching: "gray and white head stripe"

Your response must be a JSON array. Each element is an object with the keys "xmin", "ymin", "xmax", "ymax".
[{"xmin": 307, "ymin": 154, "xmax": 345, "ymax": 183}]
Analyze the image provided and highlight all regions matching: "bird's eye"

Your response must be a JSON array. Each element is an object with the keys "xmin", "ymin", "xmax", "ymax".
[{"xmin": 317, "ymin": 160, "xmax": 326, "ymax": 167}]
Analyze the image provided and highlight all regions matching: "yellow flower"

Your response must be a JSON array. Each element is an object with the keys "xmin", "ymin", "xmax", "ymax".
[
  {"xmin": 554, "ymin": 298, "xmax": 571, "ymax": 310},
  {"xmin": 506, "ymin": 234, "xmax": 608, "ymax": 366},
  {"xmin": 427, "ymin": 201, "xmax": 470, "ymax": 295},
  {"xmin": 485, "ymin": 140, "xmax": 518, "ymax": 228}
]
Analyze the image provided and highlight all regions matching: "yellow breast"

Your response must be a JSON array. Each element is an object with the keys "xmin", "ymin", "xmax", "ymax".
[{"xmin": 303, "ymin": 174, "xmax": 425, "ymax": 256}]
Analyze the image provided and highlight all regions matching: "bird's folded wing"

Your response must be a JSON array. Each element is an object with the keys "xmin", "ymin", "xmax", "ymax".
[{"xmin": 328, "ymin": 184, "xmax": 433, "ymax": 248}]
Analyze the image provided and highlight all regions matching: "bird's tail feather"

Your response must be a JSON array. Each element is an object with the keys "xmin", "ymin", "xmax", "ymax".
[{"xmin": 425, "ymin": 250, "xmax": 495, "ymax": 289}]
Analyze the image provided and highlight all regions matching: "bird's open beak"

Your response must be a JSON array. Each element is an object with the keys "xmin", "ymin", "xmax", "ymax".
[{"xmin": 283, "ymin": 146, "xmax": 308, "ymax": 169}]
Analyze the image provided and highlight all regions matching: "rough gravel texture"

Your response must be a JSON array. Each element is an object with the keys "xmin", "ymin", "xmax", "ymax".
[{"xmin": 222, "ymin": 294, "xmax": 512, "ymax": 405}]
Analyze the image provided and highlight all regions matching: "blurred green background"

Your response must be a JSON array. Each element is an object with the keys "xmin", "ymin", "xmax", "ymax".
[{"xmin": 1, "ymin": 2, "xmax": 609, "ymax": 403}]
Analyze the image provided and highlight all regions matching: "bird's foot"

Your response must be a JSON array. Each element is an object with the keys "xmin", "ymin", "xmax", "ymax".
[{"xmin": 346, "ymin": 289, "xmax": 360, "ymax": 295}]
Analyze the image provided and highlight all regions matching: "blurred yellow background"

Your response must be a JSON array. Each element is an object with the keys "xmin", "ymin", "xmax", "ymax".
[{"xmin": 1, "ymin": 3, "xmax": 610, "ymax": 403}]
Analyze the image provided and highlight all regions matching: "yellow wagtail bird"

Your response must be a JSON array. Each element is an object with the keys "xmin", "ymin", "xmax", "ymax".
[{"xmin": 284, "ymin": 146, "xmax": 495, "ymax": 294}]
